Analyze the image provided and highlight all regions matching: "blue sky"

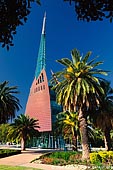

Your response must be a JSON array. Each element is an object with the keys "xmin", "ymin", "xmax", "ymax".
[{"xmin": 0, "ymin": 0, "xmax": 113, "ymax": 116}]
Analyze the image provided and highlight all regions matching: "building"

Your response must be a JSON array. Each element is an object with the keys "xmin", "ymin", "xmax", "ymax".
[{"xmin": 25, "ymin": 13, "xmax": 63, "ymax": 148}]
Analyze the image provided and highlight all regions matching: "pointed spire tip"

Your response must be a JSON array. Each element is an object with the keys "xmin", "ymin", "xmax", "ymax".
[
  {"xmin": 44, "ymin": 11, "xmax": 46, "ymax": 18},
  {"xmin": 42, "ymin": 12, "xmax": 46, "ymax": 34}
]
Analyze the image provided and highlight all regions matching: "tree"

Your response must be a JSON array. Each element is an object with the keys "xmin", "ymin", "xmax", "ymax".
[
  {"xmin": 92, "ymin": 80, "xmax": 113, "ymax": 151},
  {"xmin": 9, "ymin": 114, "xmax": 40, "ymax": 150},
  {"xmin": 64, "ymin": 0, "xmax": 113, "ymax": 22},
  {"xmin": 0, "ymin": 0, "xmax": 40, "ymax": 50},
  {"xmin": 1, "ymin": 1, "xmax": 113, "ymax": 49},
  {"xmin": 0, "ymin": 81, "xmax": 21, "ymax": 124},
  {"xmin": 0, "ymin": 123, "xmax": 10, "ymax": 144},
  {"xmin": 56, "ymin": 111, "xmax": 79, "ymax": 151},
  {"xmin": 51, "ymin": 48, "xmax": 107, "ymax": 160}
]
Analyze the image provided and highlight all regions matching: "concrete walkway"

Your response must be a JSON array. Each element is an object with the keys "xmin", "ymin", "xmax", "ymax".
[{"xmin": 0, "ymin": 148, "xmax": 87, "ymax": 170}]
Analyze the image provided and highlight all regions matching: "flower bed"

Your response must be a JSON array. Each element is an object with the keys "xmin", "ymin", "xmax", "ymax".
[{"xmin": 32, "ymin": 150, "xmax": 113, "ymax": 170}]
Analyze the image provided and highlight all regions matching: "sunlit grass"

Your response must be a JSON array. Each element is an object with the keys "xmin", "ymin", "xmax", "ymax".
[{"xmin": 0, "ymin": 165, "xmax": 42, "ymax": 170}]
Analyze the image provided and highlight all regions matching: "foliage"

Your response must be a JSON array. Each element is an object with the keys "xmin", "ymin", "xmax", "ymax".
[
  {"xmin": 42, "ymin": 157, "xmax": 65, "ymax": 165},
  {"xmin": 56, "ymin": 111, "xmax": 79, "ymax": 137},
  {"xmin": 89, "ymin": 128, "xmax": 104, "ymax": 148},
  {"xmin": 34, "ymin": 151, "xmax": 81, "ymax": 165},
  {"xmin": 90, "ymin": 151, "xmax": 113, "ymax": 164},
  {"xmin": 93, "ymin": 81, "xmax": 113, "ymax": 131},
  {"xmin": 110, "ymin": 130, "xmax": 113, "ymax": 138},
  {"xmin": 90, "ymin": 152, "xmax": 102, "ymax": 164},
  {"xmin": 0, "ymin": 149, "xmax": 21, "ymax": 158},
  {"xmin": 8, "ymin": 114, "xmax": 40, "ymax": 150},
  {"xmin": 51, "ymin": 48, "xmax": 107, "ymax": 113},
  {"xmin": 98, "ymin": 151, "xmax": 108, "ymax": 163},
  {"xmin": 34, "ymin": 150, "xmax": 113, "ymax": 169},
  {"xmin": 55, "ymin": 111, "xmax": 79, "ymax": 150},
  {"xmin": 1, "ymin": 0, "xmax": 113, "ymax": 49},
  {"xmin": 0, "ymin": 0, "xmax": 40, "ymax": 50},
  {"xmin": 49, "ymin": 151, "xmax": 77, "ymax": 161},
  {"xmin": 51, "ymin": 48, "xmax": 108, "ymax": 160},
  {"xmin": 0, "ymin": 81, "xmax": 21, "ymax": 124},
  {"xmin": 91, "ymin": 80, "xmax": 113, "ymax": 150},
  {"xmin": 64, "ymin": 0, "xmax": 113, "ymax": 22},
  {"xmin": 55, "ymin": 111, "xmax": 99, "ymax": 150},
  {"xmin": 0, "ymin": 124, "xmax": 10, "ymax": 143}
]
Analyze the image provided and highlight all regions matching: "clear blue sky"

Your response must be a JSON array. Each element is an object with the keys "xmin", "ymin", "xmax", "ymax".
[{"xmin": 0, "ymin": 0, "xmax": 113, "ymax": 116}]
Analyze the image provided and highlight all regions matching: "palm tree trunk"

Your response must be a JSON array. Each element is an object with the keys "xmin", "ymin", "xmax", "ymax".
[
  {"xmin": 21, "ymin": 138, "xmax": 25, "ymax": 151},
  {"xmin": 78, "ymin": 107, "xmax": 90, "ymax": 160},
  {"xmin": 104, "ymin": 128, "xmax": 111, "ymax": 151},
  {"xmin": 72, "ymin": 135, "xmax": 77, "ymax": 151}
]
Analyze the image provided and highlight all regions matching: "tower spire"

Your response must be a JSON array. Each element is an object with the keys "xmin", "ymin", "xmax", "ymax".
[
  {"xmin": 35, "ymin": 12, "xmax": 46, "ymax": 79},
  {"xmin": 42, "ymin": 12, "xmax": 46, "ymax": 34}
]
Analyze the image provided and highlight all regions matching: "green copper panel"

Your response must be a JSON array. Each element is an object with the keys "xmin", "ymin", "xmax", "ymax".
[{"xmin": 35, "ymin": 13, "xmax": 46, "ymax": 79}]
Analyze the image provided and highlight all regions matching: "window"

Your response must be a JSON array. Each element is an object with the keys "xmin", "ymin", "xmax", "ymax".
[
  {"xmin": 41, "ymin": 73, "xmax": 44, "ymax": 82},
  {"xmin": 41, "ymin": 86, "xmax": 42, "ymax": 90},
  {"xmin": 40, "ymin": 76, "xmax": 41, "ymax": 83},
  {"xmin": 43, "ymin": 85, "xmax": 45, "ymax": 89}
]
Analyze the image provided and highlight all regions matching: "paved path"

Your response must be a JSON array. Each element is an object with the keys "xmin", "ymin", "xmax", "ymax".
[{"xmin": 0, "ymin": 148, "xmax": 87, "ymax": 170}]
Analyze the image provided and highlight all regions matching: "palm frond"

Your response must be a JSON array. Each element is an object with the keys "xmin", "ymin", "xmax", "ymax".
[
  {"xmin": 82, "ymin": 51, "xmax": 92, "ymax": 64},
  {"xmin": 57, "ymin": 58, "xmax": 72, "ymax": 67}
]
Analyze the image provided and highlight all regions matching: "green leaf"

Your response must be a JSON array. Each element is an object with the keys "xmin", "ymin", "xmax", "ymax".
[
  {"xmin": 82, "ymin": 51, "xmax": 92, "ymax": 64},
  {"xmin": 71, "ymin": 48, "xmax": 80, "ymax": 64},
  {"xmin": 65, "ymin": 80, "xmax": 74, "ymax": 104},
  {"xmin": 57, "ymin": 58, "xmax": 72, "ymax": 67},
  {"xmin": 76, "ymin": 81, "xmax": 81, "ymax": 96}
]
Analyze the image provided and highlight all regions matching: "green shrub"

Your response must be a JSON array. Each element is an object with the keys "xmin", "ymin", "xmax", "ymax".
[
  {"xmin": 34, "ymin": 151, "xmax": 113, "ymax": 167},
  {"xmin": 49, "ymin": 151, "xmax": 77, "ymax": 161},
  {"xmin": 90, "ymin": 151, "xmax": 113, "ymax": 165},
  {"xmin": 107, "ymin": 151, "xmax": 113, "ymax": 160},
  {"xmin": 98, "ymin": 151, "xmax": 108, "ymax": 163},
  {"xmin": 52, "ymin": 158, "xmax": 65, "ymax": 165},
  {"xmin": 34, "ymin": 151, "xmax": 81, "ymax": 166},
  {"xmin": 0, "ymin": 149, "xmax": 21, "ymax": 158},
  {"xmin": 90, "ymin": 153, "xmax": 102, "ymax": 164},
  {"xmin": 69, "ymin": 152, "xmax": 82, "ymax": 164}
]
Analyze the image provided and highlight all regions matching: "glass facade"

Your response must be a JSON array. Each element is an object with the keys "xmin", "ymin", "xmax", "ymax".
[
  {"xmin": 49, "ymin": 85, "xmax": 62, "ymax": 124},
  {"xmin": 27, "ymin": 85, "xmax": 64, "ymax": 149}
]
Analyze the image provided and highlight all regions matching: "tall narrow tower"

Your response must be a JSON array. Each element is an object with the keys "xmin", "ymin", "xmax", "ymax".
[{"xmin": 25, "ymin": 13, "xmax": 52, "ymax": 132}]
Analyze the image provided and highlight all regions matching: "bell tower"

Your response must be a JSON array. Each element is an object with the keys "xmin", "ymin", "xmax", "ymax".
[{"xmin": 25, "ymin": 13, "xmax": 52, "ymax": 132}]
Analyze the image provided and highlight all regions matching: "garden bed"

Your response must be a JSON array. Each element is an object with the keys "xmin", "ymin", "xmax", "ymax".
[{"xmin": 32, "ymin": 150, "xmax": 113, "ymax": 170}]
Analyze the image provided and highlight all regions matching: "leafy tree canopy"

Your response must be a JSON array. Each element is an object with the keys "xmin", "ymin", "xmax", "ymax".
[
  {"xmin": 64, "ymin": 0, "xmax": 113, "ymax": 22},
  {"xmin": 0, "ymin": 124, "xmax": 10, "ymax": 144},
  {"xmin": 9, "ymin": 114, "xmax": 40, "ymax": 150},
  {"xmin": 0, "ymin": 81, "xmax": 22, "ymax": 124},
  {"xmin": 0, "ymin": 0, "xmax": 40, "ymax": 50},
  {"xmin": 1, "ymin": 0, "xmax": 113, "ymax": 50}
]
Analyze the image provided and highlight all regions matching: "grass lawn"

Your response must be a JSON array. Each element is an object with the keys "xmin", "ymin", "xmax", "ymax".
[{"xmin": 0, "ymin": 165, "xmax": 42, "ymax": 170}]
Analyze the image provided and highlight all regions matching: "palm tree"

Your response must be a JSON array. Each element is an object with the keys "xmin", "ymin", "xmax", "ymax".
[
  {"xmin": 9, "ymin": 114, "xmax": 40, "ymax": 150},
  {"xmin": 0, "ymin": 81, "xmax": 21, "ymax": 124},
  {"xmin": 0, "ymin": 123, "xmax": 10, "ymax": 144},
  {"xmin": 51, "ymin": 48, "xmax": 108, "ymax": 160},
  {"xmin": 56, "ymin": 111, "xmax": 79, "ymax": 151},
  {"xmin": 56, "ymin": 111, "xmax": 100, "ymax": 151},
  {"xmin": 92, "ymin": 80, "xmax": 113, "ymax": 150}
]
